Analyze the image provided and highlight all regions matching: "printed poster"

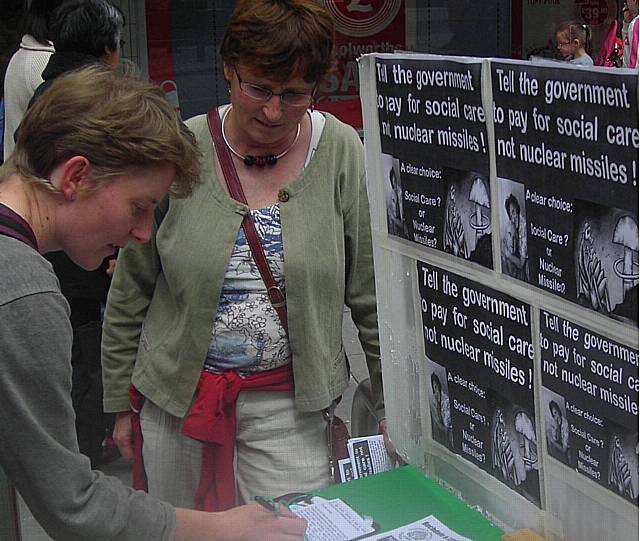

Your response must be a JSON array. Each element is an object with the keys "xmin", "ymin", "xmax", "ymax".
[
  {"xmin": 376, "ymin": 56, "xmax": 492, "ymax": 269},
  {"xmin": 541, "ymin": 310, "xmax": 639, "ymax": 505},
  {"xmin": 492, "ymin": 61, "xmax": 638, "ymax": 326},
  {"xmin": 417, "ymin": 262, "xmax": 540, "ymax": 506}
]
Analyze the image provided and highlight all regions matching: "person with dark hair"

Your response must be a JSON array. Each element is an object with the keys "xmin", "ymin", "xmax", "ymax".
[
  {"xmin": 546, "ymin": 400, "xmax": 569, "ymax": 463},
  {"xmin": 502, "ymin": 193, "xmax": 528, "ymax": 281},
  {"xmin": 556, "ymin": 20, "xmax": 594, "ymax": 66},
  {"xmin": 386, "ymin": 166, "xmax": 404, "ymax": 236},
  {"xmin": 103, "ymin": 0, "xmax": 391, "ymax": 512},
  {"xmin": 25, "ymin": 0, "xmax": 126, "ymax": 469},
  {"xmin": 50, "ymin": 0, "xmax": 123, "ymax": 57},
  {"xmin": 30, "ymin": 0, "xmax": 124, "ymax": 104},
  {"xmin": 3, "ymin": 0, "xmax": 63, "ymax": 158},
  {"xmin": 429, "ymin": 371, "xmax": 453, "ymax": 449},
  {"xmin": 0, "ymin": 64, "xmax": 305, "ymax": 541}
]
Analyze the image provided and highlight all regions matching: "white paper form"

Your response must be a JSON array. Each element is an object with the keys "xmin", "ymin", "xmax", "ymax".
[
  {"xmin": 362, "ymin": 515, "xmax": 472, "ymax": 541},
  {"xmin": 292, "ymin": 498, "xmax": 375, "ymax": 541}
]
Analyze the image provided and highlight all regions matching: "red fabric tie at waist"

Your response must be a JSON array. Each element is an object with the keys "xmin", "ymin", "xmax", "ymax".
[
  {"xmin": 182, "ymin": 364, "xmax": 295, "ymax": 511},
  {"xmin": 128, "ymin": 364, "xmax": 294, "ymax": 511}
]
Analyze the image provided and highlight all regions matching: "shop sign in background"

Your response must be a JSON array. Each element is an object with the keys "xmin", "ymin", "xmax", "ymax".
[
  {"xmin": 315, "ymin": 0, "xmax": 407, "ymax": 129},
  {"xmin": 514, "ymin": 0, "xmax": 618, "ymax": 59}
]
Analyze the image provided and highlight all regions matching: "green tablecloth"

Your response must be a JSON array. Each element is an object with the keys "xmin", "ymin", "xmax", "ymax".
[{"xmin": 315, "ymin": 466, "xmax": 503, "ymax": 540}]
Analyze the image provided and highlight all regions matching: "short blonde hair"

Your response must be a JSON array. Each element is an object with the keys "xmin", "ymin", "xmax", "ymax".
[{"xmin": 3, "ymin": 65, "xmax": 201, "ymax": 197}]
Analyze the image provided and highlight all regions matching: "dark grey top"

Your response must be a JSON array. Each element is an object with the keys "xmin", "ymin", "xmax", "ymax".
[{"xmin": 0, "ymin": 235, "xmax": 176, "ymax": 541}]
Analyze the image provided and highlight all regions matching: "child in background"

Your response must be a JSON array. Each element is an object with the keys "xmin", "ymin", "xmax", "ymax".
[{"xmin": 556, "ymin": 21, "xmax": 594, "ymax": 66}]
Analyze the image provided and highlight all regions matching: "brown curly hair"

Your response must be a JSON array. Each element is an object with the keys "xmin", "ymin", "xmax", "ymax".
[{"xmin": 220, "ymin": 0, "xmax": 336, "ymax": 84}]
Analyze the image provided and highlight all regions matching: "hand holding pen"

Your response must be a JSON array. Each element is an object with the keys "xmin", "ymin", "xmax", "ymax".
[
  {"xmin": 215, "ymin": 499, "xmax": 306, "ymax": 540},
  {"xmin": 254, "ymin": 496, "xmax": 283, "ymax": 516}
]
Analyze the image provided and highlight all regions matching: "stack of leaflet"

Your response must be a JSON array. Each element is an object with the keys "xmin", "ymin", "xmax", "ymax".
[
  {"xmin": 337, "ymin": 435, "xmax": 396, "ymax": 483},
  {"xmin": 292, "ymin": 498, "xmax": 473, "ymax": 541}
]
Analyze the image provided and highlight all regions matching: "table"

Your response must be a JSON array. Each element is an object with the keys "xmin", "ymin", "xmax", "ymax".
[{"xmin": 315, "ymin": 465, "xmax": 504, "ymax": 540}]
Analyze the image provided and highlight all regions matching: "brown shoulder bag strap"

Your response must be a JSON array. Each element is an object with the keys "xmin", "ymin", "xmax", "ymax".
[{"xmin": 206, "ymin": 108, "xmax": 288, "ymax": 335}]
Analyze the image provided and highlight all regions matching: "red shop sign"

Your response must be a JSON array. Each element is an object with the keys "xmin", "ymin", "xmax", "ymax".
[{"xmin": 315, "ymin": 0, "xmax": 406, "ymax": 130}]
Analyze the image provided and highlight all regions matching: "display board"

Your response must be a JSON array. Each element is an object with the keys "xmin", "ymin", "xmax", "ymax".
[{"xmin": 360, "ymin": 53, "xmax": 638, "ymax": 541}]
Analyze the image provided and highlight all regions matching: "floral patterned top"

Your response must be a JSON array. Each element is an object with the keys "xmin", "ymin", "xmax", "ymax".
[{"xmin": 204, "ymin": 205, "xmax": 290, "ymax": 374}]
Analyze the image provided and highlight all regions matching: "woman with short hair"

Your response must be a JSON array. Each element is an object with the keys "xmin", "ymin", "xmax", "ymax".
[
  {"xmin": 103, "ymin": 0, "xmax": 390, "ymax": 511},
  {"xmin": 0, "ymin": 65, "xmax": 306, "ymax": 541}
]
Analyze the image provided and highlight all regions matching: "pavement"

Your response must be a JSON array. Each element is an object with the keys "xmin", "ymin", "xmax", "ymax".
[{"xmin": 16, "ymin": 309, "xmax": 368, "ymax": 540}]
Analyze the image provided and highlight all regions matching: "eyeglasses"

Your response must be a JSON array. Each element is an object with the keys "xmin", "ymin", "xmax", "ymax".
[{"xmin": 234, "ymin": 67, "xmax": 314, "ymax": 108}]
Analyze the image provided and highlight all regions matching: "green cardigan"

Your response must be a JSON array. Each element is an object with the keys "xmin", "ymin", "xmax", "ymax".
[{"xmin": 101, "ymin": 112, "xmax": 384, "ymax": 419}]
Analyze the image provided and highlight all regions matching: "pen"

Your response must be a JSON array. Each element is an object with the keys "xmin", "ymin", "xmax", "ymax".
[{"xmin": 254, "ymin": 495, "xmax": 281, "ymax": 517}]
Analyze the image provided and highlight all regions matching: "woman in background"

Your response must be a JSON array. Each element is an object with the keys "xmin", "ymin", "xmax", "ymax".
[
  {"xmin": 3, "ymin": 0, "xmax": 62, "ymax": 158},
  {"xmin": 102, "ymin": 0, "xmax": 390, "ymax": 512}
]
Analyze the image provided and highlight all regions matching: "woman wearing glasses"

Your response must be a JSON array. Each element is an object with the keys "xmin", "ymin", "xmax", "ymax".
[{"xmin": 102, "ymin": 0, "xmax": 389, "ymax": 511}]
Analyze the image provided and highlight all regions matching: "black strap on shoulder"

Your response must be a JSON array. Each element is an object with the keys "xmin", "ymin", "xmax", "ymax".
[{"xmin": 0, "ymin": 203, "xmax": 38, "ymax": 250}]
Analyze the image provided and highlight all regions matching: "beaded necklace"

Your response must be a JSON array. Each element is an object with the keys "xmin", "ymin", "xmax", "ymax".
[{"xmin": 221, "ymin": 106, "xmax": 301, "ymax": 166}]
